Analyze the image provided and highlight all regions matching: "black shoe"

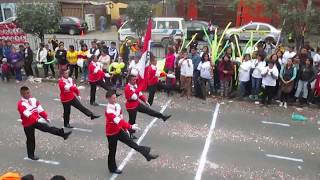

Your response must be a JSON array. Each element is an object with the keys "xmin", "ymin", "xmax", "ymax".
[
  {"xmin": 63, "ymin": 131, "xmax": 72, "ymax": 140},
  {"xmin": 130, "ymin": 133, "xmax": 137, "ymax": 140},
  {"xmin": 64, "ymin": 124, "xmax": 74, "ymax": 129},
  {"xmin": 91, "ymin": 114, "xmax": 100, "ymax": 120},
  {"xmin": 90, "ymin": 102, "xmax": 99, "ymax": 106},
  {"xmin": 146, "ymin": 154, "xmax": 159, "ymax": 161},
  {"xmin": 110, "ymin": 169, "xmax": 122, "ymax": 174},
  {"xmin": 28, "ymin": 156, "xmax": 39, "ymax": 161},
  {"xmin": 162, "ymin": 114, "xmax": 172, "ymax": 122}
]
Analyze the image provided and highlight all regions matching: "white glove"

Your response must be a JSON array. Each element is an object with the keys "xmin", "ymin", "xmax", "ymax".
[
  {"xmin": 78, "ymin": 96, "xmax": 81, "ymax": 101},
  {"xmin": 105, "ymin": 73, "xmax": 111, "ymax": 78},
  {"xmin": 38, "ymin": 118, "xmax": 50, "ymax": 124},
  {"xmin": 132, "ymin": 124, "xmax": 141, "ymax": 131},
  {"xmin": 145, "ymin": 101, "xmax": 151, "ymax": 107}
]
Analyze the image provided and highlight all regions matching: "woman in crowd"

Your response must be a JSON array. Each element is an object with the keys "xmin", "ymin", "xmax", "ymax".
[
  {"xmin": 23, "ymin": 42, "xmax": 33, "ymax": 79},
  {"xmin": 294, "ymin": 57, "xmax": 316, "ymax": 105},
  {"xmin": 67, "ymin": 45, "xmax": 79, "ymax": 80},
  {"xmin": 250, "ymin": 54, "xmax": 266, "ymax": 100},
  {"xmin": 197, "ymin": 53, "xmax": 213, "ymax": 100},
  {"xmin": 218, "ymin": 54, "xmax": 234, "ymax": 97},
  {"xmin": 261, "ymin": 61, "xmax": 279, "ymax": 105},
  {"xmin": 9, "ymin": 46, "xmax": 23, "ymax": 83},
  {"xmin": 99, "ymin": 49, "xmax": 111, "ymax": 73},
  {"xmin": 55, "ymin": 44, "xmax": 68, "ymax": 77},
  {"xmin": 44, "ymin": 44, "xmax": 56, "ymax": 79},
  {"xmin": 78, "ymin": 44, "xmax": 89, "ymax": 82},
  {"xmin": 199, "ymin": 46, "xmax": 210, "ymax": 58},
  {"xmin": 35, "ymin": 43, "xmax": 47, "ymax": 78},
  {"xmin": 238, "ymin": 54, "xmax": 252, "ymax": 98},
  {"xmin": 279, "ymin": 58, "xmax": 297, "ymax": 108}
]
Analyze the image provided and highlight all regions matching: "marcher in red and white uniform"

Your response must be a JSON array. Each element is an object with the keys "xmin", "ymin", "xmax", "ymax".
[
  {"xmin": 105, "ymin": 91, "xmax": 158, "ymax": 174},
  {"xmin": 124, "ymin": 69, "xmax": 171, "ymax": 139},
  {"xmin": 58, "ymin": 69, "xmax": 100, "ymax": 128},
  {"xmin": 146, "ymin": 56, "xmax": 160, "ymax": 105},
  {"xmin": 88, "ymin": 55, "xmax": 112, "ymax": 106},
  {"xmin": 17, "ymin": 86, "xmax": 72, "ymax": 161}
]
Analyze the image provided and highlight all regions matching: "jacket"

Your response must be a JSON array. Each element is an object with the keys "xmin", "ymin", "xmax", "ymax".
[
  {"xmin": 124, "ymin": 83, "xmax": 146, "ymax": 110},
  {"xmin": 105, "ymin": 103, "xmax": 132, "ymax": 136},
  {"xmin": 88, "ymin": 61, "xmax": 105, "ymax": 82},
  {"xmin": 55, "ymin": 50, "xmax": 68, "ymax": 65},
  {"xmin": 146, "ymin": 64, "xmax": 159, "ymax": 86},
  {"xmin": 58, "ymin": 77, "xmax": 80, "ymax": 103},
  {"xmin": 17, "ymin": 97, "xmax": 48, "ymax": 127}
]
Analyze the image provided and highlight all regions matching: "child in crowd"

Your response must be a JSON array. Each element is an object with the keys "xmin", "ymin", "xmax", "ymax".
[
  {"xmin": 238, "ymin": 54, "xmax": 251, "ymax": 98},
  {"xmin": 165, "ymin": 70, "xmax": 176, "ymax": 96},
  {"xmin": 1, "ymin": 58, "xmax": 10, "ymax": 82}
]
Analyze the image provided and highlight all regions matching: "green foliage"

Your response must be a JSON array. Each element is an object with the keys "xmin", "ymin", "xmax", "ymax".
[
  {"xmin": 16, "ymin": 2, "xmax": 61, "ymax": 42},
  {"xmin": 126, "ymin": 2, "xmax": 152, "ymax": 39}
]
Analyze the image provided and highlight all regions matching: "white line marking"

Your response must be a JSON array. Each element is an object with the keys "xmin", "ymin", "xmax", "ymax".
[
  {"xmin": 17, "ymin": 119, "xmax": 22, "ymax": 122},
  {"xmin": 53, "ymin": 98, "xmax": 60, "ymax": 102},
  {"xmin": 265, "ymin": 154, "xmax": 303, "ymax": 162},
  {"xmin": 24, "ymin": 157, "xmax": 60, "ymax": 165},
  {"xmin": 98, "ymin": 103, "xmax": 107, "ymax": 107},
  {"xmin": 261, "ymin": 121, "xmax": 290, "ymax": 127},
  {"xmin": 110, "ymin": 99, "xmax": 172, "ymax": 180},
  {"xmin": 72, "ymin": 127, "xmax": 92, "ymax": 133},
  {"xmin": 194, "ymin": 103, "xmax": 220, "ymax": 180}
]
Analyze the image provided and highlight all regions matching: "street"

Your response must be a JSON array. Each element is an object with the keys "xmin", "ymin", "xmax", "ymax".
[{"xmin": 0, "ymin": 81, "xmax": 319, "ymax": 179}]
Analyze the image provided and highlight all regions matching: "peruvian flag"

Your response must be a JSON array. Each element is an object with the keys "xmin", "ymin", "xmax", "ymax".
[{"xmin": 137, "ymin": 17, "xmax": 152, "ymax": 91}]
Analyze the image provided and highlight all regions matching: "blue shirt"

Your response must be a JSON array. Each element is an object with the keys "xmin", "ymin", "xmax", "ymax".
[{"xmin": 189, "ymin": 53, "xmax": 201, "ymax": 71}]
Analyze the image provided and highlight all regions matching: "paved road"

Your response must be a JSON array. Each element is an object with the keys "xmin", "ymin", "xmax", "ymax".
[{"xmin": 0, "ymin": 81, "xmax": 319, "ymax": 179}]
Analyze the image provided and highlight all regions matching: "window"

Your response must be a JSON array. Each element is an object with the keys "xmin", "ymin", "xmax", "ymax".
[
  {"xmin": 259, "ymin": 25, "xmax": 270, "ymax": 31},
  {"xmin": 152, "ymin": 20, "xmax": 156, "ymax": 29},
  {"xmin": 3, "ymin": 8, "xmax": 13, "ymax": 20},
  {"xmin": 121, "ymin": 22, "xmax": 130, "ymax": 29},
  {"xmin": 243, "ymin": 24, "xmax": 258, "ymax": 31},
  {"xmin": 61, "ymin": 18, "xmax": 72, "ymax": 24},
  {"xmin": 157, "ymin": 21, "xmax": 166, "ymax": 29},
  {"xmin": 168, "ymin": 21, "xmax": 179, "ymax": 29},
  {"xmin": 0, "ymin": 5, "xmax": 3, "ymax": 22}
]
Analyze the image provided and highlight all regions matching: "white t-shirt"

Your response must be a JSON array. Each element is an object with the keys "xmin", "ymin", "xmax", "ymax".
[
  {"xmin": 128, "ymin": 60, "xmax": 139, "ymax": 74},
  {"xmin": 313, "ymin": 53, "xmax": 320, "ymax": 64},
  {"xmin": 98, "ymin": 55, "xmax": 110, "ymax": 70},
  {"xmin": 238, "ymin": 60, "xmax": 252, "ymax": 82},
  {"xmin": 197, "ymin": 61, "xmax": 212, "ymax": 80},
  {"xmin": 179, "ymin": 58, "xmax": 193, "ymax": 77},
  {"xmin": 261, "ymin": 65, "xmax": 279, "ymax": 87},
  {"xmin": 251, "ymin": 60, "xmax": 266, "ymax": 79},
  {"xmin": 282, "ymin": 51, "xmax": 296, "ymax": 65}
]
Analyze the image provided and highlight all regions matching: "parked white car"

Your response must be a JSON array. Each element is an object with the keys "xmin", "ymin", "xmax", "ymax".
[
  {"xmin": 225, "ymin": 22, "xmax": 281, "ymax": 42},
  {"xmin": 118, "ymin": 17, "xmax": 186, "ymax": 46}
]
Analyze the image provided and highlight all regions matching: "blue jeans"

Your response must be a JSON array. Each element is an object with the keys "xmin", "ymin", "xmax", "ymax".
[
  {"xmin": 14, "ymin": 67, "xmax": 22, "ymax": 81},
  {"xmin": 82, "ymin": 61, "xmax": 88, "ymax": 81},
  {"xmin": 239, "ymin": 81, "xmax": 248, "ymax": 97},
  {"xmin": 251, "ymin": 77, "xmax": 262, "ymax": 95}
]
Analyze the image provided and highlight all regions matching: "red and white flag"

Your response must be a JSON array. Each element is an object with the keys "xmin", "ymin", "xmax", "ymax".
[{"xmin": 137, "ymin": 17, "xmax": 152, "ymax": 91}]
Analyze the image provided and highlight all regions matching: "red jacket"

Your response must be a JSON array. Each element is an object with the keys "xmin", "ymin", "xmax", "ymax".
[
  {"xmin": 315, "ymin": 73, "xmax": 320, "ymax": 96},
  {"xmin": 17, "ymin": 97, "xmax": 48, "ymax": 127},
  {"xmin": 88, "ymin": 61, "xmax": 105, "ymax": 83},
  {"xmin": 146, "ymin": 65, "xmax": 159, "ymax": 86},
  {"xmin": 125, "ymin": 83, "xmax": 147, "ymax": 110},
  {"xmin": 218, "ymin": 60, "xmax": 234, "ymax": 81},
  {"xmin": 105, "ymin": 103, "xmax": 132, "ymax": 136},
  {"xmin": 58, "ymin": 77, "xmax": 80, "ymax": 103}
]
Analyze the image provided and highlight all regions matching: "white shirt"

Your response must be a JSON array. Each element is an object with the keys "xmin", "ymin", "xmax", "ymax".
[
  {"xmin": 179, "ymin": 58, "xmax": 193, "ymax": 77},
  {"xmin": 282, "ymin": 51, "xmax": 296, "ymax": 65},
  {"xmin": 251, "ymin": 59, "xmax": 266, "ymax": 79},
  {"xmin": 238, "ymin": 60, "xmax": 251, "ymax": 82},
  {"xmin": 313, "ymin": 53, "xmax": 320, "ymax": 64},
  {"xmin": 36, "ymin": 48, "xmax": 48, "ymax": 63},
  {"xmin": 98, "ymin": 55, "xmax": 110, "ymax": 70},
  {"xmin": 129, "ymin": 60, "xmax": 139, "ymax": 72},
  {"xmin": 261, "ymin": 65, "xmax": 279, "ymax": 87},
  {"xmin": 197, "ymin": 61, "xmax": 212, "ymax": 79}
]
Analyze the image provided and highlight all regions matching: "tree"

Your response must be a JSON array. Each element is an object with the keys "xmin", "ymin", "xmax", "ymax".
[
  {"xmin": 126, "ymin": 2, "xmax": 152, "ymax": 41},
  {"xmin": 16, "ymin": 2, "xmax": 61, "ymax": 43},
  {"xmin": 231, "ymin": 0, "xmax": 320, "ymax": 50}
]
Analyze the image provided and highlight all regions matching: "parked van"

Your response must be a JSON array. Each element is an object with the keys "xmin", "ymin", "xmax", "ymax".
[{"xmin": 118, "ymin": 17, "xmax": 186, "ymax": 46}]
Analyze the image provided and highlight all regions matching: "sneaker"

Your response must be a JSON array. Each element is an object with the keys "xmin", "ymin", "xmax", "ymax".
[
  {"xmin": 63, "ymin": 131, "xmax": 72, "ymax": 140},
  {"xmin": 279, "ymin": 102, "xmax": 283, "ymax": 107},
  {"xmin": 162, "ymin": 114, "xmax": 172, "ymax": 122},
  {"xmin": 110, "ymin": 169, "xmax": 122, "ymax": 174},
  {"xmin": 146, "ymin": 153, "xmax": 159, "ymax": 161},
  {"xmin": 284, "ymin": 102, "xmax": 287, "ymax": 109},
  {"xmin": 91, "ymin": 114, "xmax": 100, "ymax": 120}
]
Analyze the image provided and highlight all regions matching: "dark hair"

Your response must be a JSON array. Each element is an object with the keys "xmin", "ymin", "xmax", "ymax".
[
  {"xmin": 21, "ymin": 174, "xmax": 34, "ymax": 180},
  {"xmin": 59, "ymin": 41, "xmax": 64, "ymax": 45},
  {"xmin": 243, "ymin": 54, "xmax": 250, "ymax": 60},
  {"xmin": 167, "ymin": 46, "xmax": 174, "ymax": 54},
  {"xmin": 81, "ymin": 44, "xmax": 88, "ymax": 50},
  {"xmin": 69, "ymin": 45, "xmax": 75, "ymax": 51},
  {"xmin": 50, "ymin": 175, "xmax": 66, "ymax": 180},
  {"xmin": 106, "ymin": 90, "xmax": 116, "ymax": 98},
  {"xmin": 111, "ymin": 41, "xmax": 116, "ymax": 45},
  {"xmin": 20, "ymin": 86, "xmax": 29, "ymax": 93},
  {"xmin": 181, "ymin": 48, "xmax": 187, "ymax": 53},
  {"xmin": 39, "ymin": 43, "xmax": 45, "ymax": 48},
  {"xmin": 202, "ymin": 53, "xmax": 210, "ymax": 62},
  {"xmin": 223, "ymin": 54, "xmax": 231, "ymax": 60},
  {"xmin": 191, "ymin": 46, "xmax": 197, "ymax": 51},
  {"xmin": 268, "ymin": 61, "xmax": 275, "ymax": 65},
  {"xmin": 257, "ymin": 53, "xmax": 265, "ymax": 60},
  {"xmin": 202, "ymin": 46, "xmax": 209, "ymax": 52},
  {"xmin": 19, "ymin": 44, "xmax": 24, "ymax": 48}
]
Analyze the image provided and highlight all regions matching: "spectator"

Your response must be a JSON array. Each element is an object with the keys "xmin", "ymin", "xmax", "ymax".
[
  {"xmin": 165, "ymin": 70, "xmax": 176, "ymax": 96},
  {"xmin": 164, "ymin": 46, "xmax": 175, "ymax": 73},
  {"xmin": 199, "ymin": 45, "xmax": 210, "ymax": 58},
  {"xmin": 178, "ymin": 50, "xmax": 193, "ymax": 99},
  {"xmin": 55, "ymin": 44, "xmax": 68, "ymax": 76},
  {"xmin": 1, "ymin": 58, "xmax": 10, "ymax": 82},
  {"xmin": 313, "ymin": 66, "xmax": 320, "ymax": 107},
  {"xmin": 67, "ymin": 45, "xmax": 79, "ymax": 80},
  {"xmin": 282, "ymin": 45, "xmax": 296, "ymax": 65},
  {"xmin": 35, "ymin": 43, "xmax": 48, "ymax": 77},
  {"xmin": 218, "ymin": 55, "xmax": 234, "ymax": 97},
  {"xmin": 128, "ymin": 53, "xmax": 140, "ymax": 77},
  {"xmin": 99, "ymin": 49, "xmax": 111, "ymax": 72},
  {"xmin": 250, "ymin": 54, "xmax": 266, "ymax": 100},
  {"xmin": 295, "ymin": 57, "xmax": 316, "ymax": 105},
  {"xmin": 99, "ymin": 15, "xmax": 106, "ymax": 32},
  {"xmin": 89, "ymin": 41, "xmax": 100, "ymax": 58},
  {"xmin": 9, "ymin": 46, "xmax": 23, "ymax": 83},
  {"xmin": 261, "ymin": 61, "xmax": 279, "ymax": 105},
  {"xmin": 264, "ymin": 39, "xmax": 276, "ymax": 56},
  {"xmin": 298, "ymin": 47, "xmax": 310, "ymax": 66},
  {"xmin": 108, "ymin": 41, "xmax": 119, "ymax": 62},
  {"xmin": 3, "ymin": 40, "xmax": 13, "ymax": 59},
  {"xmin": 189, "ymin": 47, "xmax": 201, "ymax": 97},
  {"xmin": 238, "ymin": 54, "xmax": 252, "ymax": 98},
  {"xmin": 198, "ymin": 53, "xmax": 213, "ymax": 100},
  {"xmin": 48, "ymin": 35, "xmax": 59, "ymax": 50},
  {"xmin": 279, "ymin": 58, "xmax": 297, "ymax": 108},
  {"xmin": 313, "ymin": 47, "xmax": 320, "ymax": 67},
  {"xmin": 24, "ymin": 42, "xmax": 34, "ymax": 79},
  {"xmin": 78, "ymin": 44, "xmax": 89, "ymax": 82},
  {"xmin": 44, "ymin": 44, "xmax": 56, "ymax": 79}
]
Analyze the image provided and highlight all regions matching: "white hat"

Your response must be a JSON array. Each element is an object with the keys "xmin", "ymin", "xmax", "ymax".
[
  {"xmin": 2, "ymin": 58, "xmax": 7, "ymax": 62},
  {"xmin": 130, "ymin": 68, "xmax": 139, "ymax": 77}
]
